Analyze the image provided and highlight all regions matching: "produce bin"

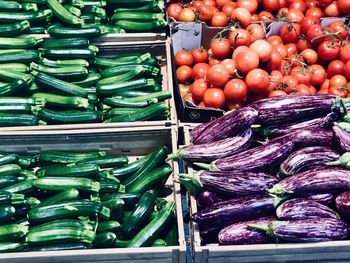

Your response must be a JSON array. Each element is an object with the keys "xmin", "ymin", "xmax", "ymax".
[
  {"xmin": 0, "ymin": 126, "xmax": 185, "ymax": 263},
  {"xmin": 182, "ymin": 125, "xmax": 350, "ymax": 263},
  {"xmin": 0, "ymin": 40, "xmax": 177, "ymax": 133}
]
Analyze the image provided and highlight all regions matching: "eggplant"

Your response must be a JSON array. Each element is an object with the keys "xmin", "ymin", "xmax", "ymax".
[
  {"xmin": 249, "ymin": 94, "xmax": 341, "ymax": 125},
  {"xmin": 333, "ymin": 125, "xmax": 350, "ymax": 152},
  {"xmin": 249, "ymin": 219, "xmax": 350, "ymax": 242},
  {"xmin": 200, "ymin": 225, "xmax": 221, "ymax": 244},
  {"xmin": 336, "ymin": 191, "xmax": 350, "ymax": 217},
  {"xmin": 192, "ymin": 194, "xmax": 279, "ymax": 227},
  {"xmin": 280, "ymin": 146, "xmax": 340, "ymax": 177},
  {"xmin": 276, "ymin": 198, "xmax": 338, "ymax": 220},
  {"xmin": 293, "ymin": 192, "xmax": 336, "ymax": 206},
  {"xmin": 190, "ymin": 122, "xmax": 213, "ymax": 144},
  {"xmin": 218, "ymin": 217, "xmax": 276, "ymax": 245},
  {"xmin": 273, "ymin": 128, "xmax": 334, "ymax": 148},
  {"xmin": 261, "ymin": 112, "xmax": 338, "ymax": 138},
  {"xmin": 169, "ymin": 129, "xmax": 252, "ymax": 162},
  {"xmin": 197, "ymin": 190, "xmax": 222, "ymax": 208},
  {"xmin": 191, "ymin": 107, "xmax": 258, "ymax": 145},
  {"xmin": 269, "ymin": 167, "xmax": 350, "ymax": 196},
  {"xmin": 179, "ymin": 170, "xmax": 278, "ymax": 196},
  {"xmin": 196, "ymin": 140, "xmax": 293, "ymax": 172}
]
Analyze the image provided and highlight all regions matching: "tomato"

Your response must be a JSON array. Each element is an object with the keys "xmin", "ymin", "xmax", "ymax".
[
  {"xmin": 280, "ymin": 23, "xmax": 301, "ymax": 43},
  {"xmin": 277, "ymin": 7, "xmax": 289, "ymax": 16},
  {"xmin": 251, "ymin": 14, "xmax": 259, "ymax": 22},
  {"xmin": 192, "ymin": 0, "xmax": 203, "ymax": 10},
  {"xmin": 208, "ymin": 57, "xmax": 222, "ymax": 66},
  {"xmin": 268, "ymin": 90, "xmax": 288, "ymax": 97},
  {"xmin": 211, "ymin": 12, "xmax": 229, "ymax": 27},
  {"xmin": 263, "ymin": 0, "xmax": 279, "ymax": 12},
  {"xmin": 290, "ymin": 67, "xmax": 312, "ymax": 85},
  {"xmin": 344, "ymin": 60, "xmax": 350, "ymax": 80},
  {"xmin": 231, "ymin": 7, "xmax": 252, "ymax": 28},
  {"xmin": 198, "ymin": 5, "xmax": 215, "ymax": 21},
  {"xmin": 300, "ymin": 48, "xmax": 318, "ymax": 65},
  {"xmin": 320, "ymin": 79, "xmax": 330, "ymax": 90},
  {"xmin": 330, "ymin": 74, "xmax": 347, "ymax": 88},
  {"xmin": 327, "ymin": 60, "xmax": 345, "ymax": 78},
  {"xmin": 191, "ymin": 63, "xmax": 210, "ymax": 80},
  {"xmin": 178, "ymin": 8, "xmax": 196, "ymax": 22},
  {"xmin": 183, "ymin": 93, "xmax": 197, "ymax": 104},
  {"xmin": 232, "ymin": 46, "xmax": 250, "ymax": 60},
  {"xmin": 306, "ymin": 24, "xmax": 326, "ymax": 45},
  {"xmin": 174, "ymin": 50, "xmax": 193, "ymax": 67},
  {"xmin": 329, "ymin": 21, "xmax": 349, "ymax": 39},
  {"xmin": 229, "ymin": 29, "xmax": 251, "ymax": 47},
  {"xmin": 222, "ymin": 2, "xmax": 236, "ymax": 15},
  {"xmin": 317, "ymin": 40, "xmax": 341, "ymax": 62},
  {"xmin": 191, "ymin": 48, "xmax": 209, "ymax": 64},
  {"xmin": 203, "ymin": 88, "xmax": 226, "ymax": 108},
  {"xmin": 191, "ymin": 79, "xmax": 210, "ymax": 100},
  {"xmin": 258, "ymin": 11, "xmax": 274, "ymax": 22},
  {"xmin": 269, "ymin": 70, "xmax": 283, "ymax": 91},
  {"xmin": 305, "ymin": 7, "xmax": 324, "ymax": 19},
  {"xmin": 225, "ymin": 101, "xmax": 243, "ymax": 111},
  {"xmin": 235, "ymin": 50, "xmax": 260, "ymax": 74},
  {"xmin": 296, "ymin": 38, "xmax": 312, "ymax": 52},
  {"xmin": 245, "ymin": 68, "xmax": 270, "ymax": 94},
  {"xmin": 329, "ymin": 86, "xmax": 347, "ymax": 97},
  {"xmin": 224, "ymin": 79, "xmax": 248, "ymax": 102},
  {"xmin": 176, "ymin": 65, "xmax": 192, "ymax": 84},
  {"xmin": 267, "ymin": 47, "xmax": 283, "ymax": 70},
  {"xmin": 294, "ymin": 84, "xmax": 311, "ymax": 94},
  {"xmin": 306, "ymin": 0, "xmax": 319, "ymax": 7},
  {"xmin": 340, "ymin": 44, "xmax": 350, "ymax": 62},
  {"xmin": 207, "ymin": 64, "xmax": 230, "ymax": 86},
  {"xmin": 267, "ymin": 36, "xmax": 282, "ymax": 46},
  {"xmin": 167, "ymin": 4, "xmax": 182, "ymax": 20},
  {"xmin": 318, "ymin": 0, "xmax": 332, "ymax": 6},
  {"xmin": 221, "ymin": 59, "xmax": 236, "ymax": 76},
  {"xmin": 273, "ymin": 43, "xmax": 288, "ymax": 58},
  {"xmin": 309, "ymin": 64, "xmax": 326, "ymax": 86},
  {"xmin": 300, "ymin": 16, "xmax": 320, "ymax": 35},
  {"xmin": 286, "ymin": 8, "xmax": 304, "ymax": 23},
  {"xmin": 325, "ymin": 2, "xmax": 340, "ymax": 17},
  {"xmin": 289, "ymin": 0, "xmax": 307, "ymax": 12},
  {"xmin": 249, "ymin": 39, "xmax": 272, "ymax": 62},
  {"xmin": 282, "ymin": 75, "xmax": 299, "ymax": 93},
  {"xmin": 338, "ymin": 0, "xmax": 350, "ymax": 14},
  {"xmin": 216, "ymin": 0, "xmax": 231, "ymax": 8},
  {"xmin": 236, "ymin": 0, "xmax": 258, "ymax": 13},
  {"xmin": 246, "ymin": 24, "xmax": 265, "ymax": 43},
  {"xmin": 210, "ymin": 38, "xmax": 231, "ymax": 59}
]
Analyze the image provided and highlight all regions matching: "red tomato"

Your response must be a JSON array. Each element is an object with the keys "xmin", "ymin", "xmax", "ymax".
[
  {"xmin": 179, "ymin": 84, "xmax": 191, "ymax": 98},
  {"xmin": 285, "ymin": 43, "xmax": 298, "ymax": 55},
  {"xmin": 224, "ymin": 79, "xmax": 248, "ymax": 102},
  {"xmin": 178, "ymin": 8, "xmax": 196, "ymax": 22},
  {"xmin": 216, "ymin": 0, "xmax": 231, "ymax": 8},
  {"xmin": 267, "ymin": 47, "xmax": 283, "ymax": 70},
  {"xmin": 225, "ymin": 101, "xmax": 243, "ymax": 111},
  {"xmin": 222, "ymin": 2, "xmax": 236, "ymax": 15},
  {"xmin": 329, "ymin": 86, "xmax": 347, "ymax": 97},
  {"xmin": 330, "ymin": 74, "xmax": 347, "ymax": 87},
  {"xmin": 258, "ymin": 11, "xmax": 274, "ymax": 22},
  {"xmin": 191, "ymin": 48, "xmax": 209, "ymax": 64},
  {"xmin": 300, "ymin": 16, "xmax": 320, "ymax": 35},
  {"xmin": 329, "ymin": 21, "xmax": 349, "ymax": 39},
  {"xmin": 249, "ymin": 39, "xmax": 272, "ymax": 62},
  {"xmin": 203, "ymin": 0, "xmax": 217, "ymax": 6},
  {"xmin": 320, "ymin": 79, "xmax": 330, "ymax": 90},
  {"xmin": 327, "ymin": 60, "xmax": 345, "ymax": 78},
  {"xmin": 191, "ymin": 79, "xmax": 210, "ymax": 100},
  {"xmin": 246, "ymin": 24, "xmax": 265, "ymax": 43},
  {"xmin": 198, "ymin": 5, "xmax": 215, "ymax": 21},
  {"xmin": 203, "ymin": 88, "xmax": 226, "ymax": 108},
  {"xmin": 263, "ymin": 0, "xmax": 280, "ymax": 12},
  {"xmin": 294, "ymin": 84, "xmax": 311, "ymax": 94},
  {"xmin": 289, "ymin": 0, "xmax": 307, "ymax": 12},
  {"xmin": 269, "ymin": 70, "xmax": 283, "ymax": 91},
  {"xmin": 317, "ymin": 40, "xmax": 341, "ymax": 61},
  {"xmin": 280, "ymin": 23, "xmax": 301, "ymax": 43},
  {"xmin": 230, "ymin": 7, "xmax": 252, "ymax": 28},
  {"xmin": 300, "ymin": 48, "xmax": 318, "ymax": 65},
  {"xmin": 268, "ymin": 90, "xmax": 288, "ymax": 97},
  {"xmin": 277, "ymin": 7, "xmax": 289, "ymax": 16},
  {"xmin": 338, "ymin": 0, "xmax": 350, "ymax": 14},
  {"xmin": 325, "ymin": 2, "xmax": 340, "ymax": 16},
  {"xmin": 245, "ymin": 68, "xmax": 270, "ymax": 94},
  {"xmin": 221, "ymin": 59, "xmax": 236, "ymax": 76},
  {"xmin": 286, "ymin": 8, "xmax": 304, "ymax": 23},
  {"xmin": 191, "ymin": 63, "xmax": 210, "ymax": 80},
  {"xmin": 229, "ymin": 29, "xmax": 251, "ymax": 47},
  {"xmin": 251, "ymin": 14, "xmax": 259, "ymax": 22},
  {"xmin": 306, "ymin": 0, "xmax": 319, "ymax": 8},
  {"xmin": 274, "ymin": 43, "xmax": 288, "ymax": 58},
  {"xmin": 232, "ymin": 46, "xmax": 250, "ymax": 60},
  {"xmin": 282, "ymin": 75, "xmax": 299, "ymax": 93},
  {"xmin": 344, "ymin": 60, "xmax": 350, "ymax": 80},
  {"xmin": 236, "ymin": 0, "xmax": 258, "ymax": 13},
  {"xmin": 208, "ymin": 57, "xmax": 222, "ymax": 66},
  {"xmin": 340, "ymin": 44, "xmax": 350, "ymax": 62},
  {"xmin": 290, "ymin": 67, "xmax": 312, "ymax": 85},
  {"xmin": 305, "ymin": 7, "xmax": 324, "ymax": 19},
  {"xmin": 306, "ymin": 24, "xmax": 325, "ymax": 45},
  {"xmin": 175, "ymin": 50, "xmax": 193, "ymax": 67},
  {"xmin": 176, "ymin": 66, "xmax": 192, "ymax": 84},
  {"xmin": 192, "ymin": 0, "xmax": 203, "ymax": 10},
  {"xmin": 309, "ymin": 64, "xmax": 326, "ymax": 86},
  {"xmin": 267, "ymin": 35, "xmax": 282, "ymax": 46},
  {"xmin": 207, "ymin": 64, "xmax": 230, "ymax": 86},
  {"xmin": 167, "ymin": 4, "xmax": 182, "ymax": 20},
  {"xmin": 235, "ymin": 50, "xmax": 260, "ymax": 74},
  {"xmin": 211, "ymin": 12, "xmax": 229, "ymax": 27},
  {"xmin": 210, "ymin": 38, "xmax": 231, "ymax": 59},
  {"xmin": 296, "ymin": 38, "xmax": 312, "ymax": 52},
  {"xmin": 318, "ymin": 0, "xmax": 332, "ymax": 6}
]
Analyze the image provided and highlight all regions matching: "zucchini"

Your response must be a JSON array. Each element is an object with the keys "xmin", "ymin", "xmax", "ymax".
[
  {"xmin": 0, "ymin": 192, "xmax": 25, "ymax": 205},
  {"xmin": 76, "ymin": 155, "xmax": 128, "ymax": 168},
  {"xmin": 99, "ymin": 180, "xmax": 121, "ymax": 194},
  {"xmin": 32, "ymin": 92, "xmax": 89, "ymax": 109},
  {"xmin": 36, "ymin": 163, "xmax": 99, "ymax": 178},
  {"xmin": 47, "ymin": 24, "xmax": 107, "ymax": 38},
  {"xmin": 0, "ymin": 21, "xmax": 30, "ymax": 37},
  {"xmin": 0, "ymin": 97, "xmax": 44, "ymax": 106},
  {"xmin": 94, "ymin": 53, "xmax": 153, "ymax": 68},
  {"xmin": 16, "ymin": 0, "xmax": 45, "ymax": 4},
  {"xmin": 114, "ymin": 1, "xmax": 164, "ymax": 12},
  {"xmin": 101, "ymin": 64, "xmax": 160, "ymax": 79},
  {"xmin": 115, "ymin": 237, "xmax": 129, "ymax": 248},
  {"xmin": 128, "ymin": 91, "xmax": 171, "ymax": 102},
  {"xmin": 39, "ymin": 150, "xmax": 106, "ymax": 164},
  {"xmin": 1, "ymin": 179, "xmax": 35, "ymax": 194},
  {"xmin": 40, "ymin": 188, "xmax": 79, "ymax": 207},
  {"xmin": 83, "ymin": 5, "xmax": 105, "ymax": 16},
  {"xmin": 29, "ymin": 219, "xmax": 93, "ymax": 232},
  {"xmin": 98, "ymin": 65, "xmax": 145, "ymax": 86},
  {"xmin": 28, "ymin": 200, "xmax": 110, "ymax": 222},
  {"xmin": 100, "ymin": 193, "xmax": 140, "ymax": 207},
  {"xmin": 0, "ymin": 1, "xmax": 21, "ymax": 12},
  {"xmin": 47, "ymin": 0, "xmax": 83, "ymax": 25},
  {"xmin": 0, "ymin": 104, "xmax": 37, "ymax": 114},
  {"xmin": 32, "ymin": 72, "xmax": 88, "ymax": 98},
  {"xmin": 81, "ymin": 14, "xmax": 102, "ymax": 24},
  {"xmin": 0, "ymin": 164, "xmax": 21, "ymax": 176},
  {"xmin": 43, "ymin": 38, "xmax": 89, "ymax": 49},
  {"xmin": 0, "ymin": 176, "xmax": 18, "ymax": 189},
  {"xmin": 30, "ymin": 63, "xmax": 88, "ymax": 81},
  {"xmin": 0, "ymin": 154, "xmax": 18, "ymax": 166},
  {"xmin": 18, "ymin": 170, "xmax": 36, "ymax": 180},
  {"xmin": 93, "ymin": 232, "xmax": 116, "ymax": 248},
  {"xmin": 163, "ymin": 220, "xmax": 178, "ymax": 246},
  {"xmin": 41, "ymin": 47, "xmax": 98, "ymax": 60},
  {"xmin": 102, "ymin": 198, "xmax": 124, "ymax": 220},
  {"xmin": 72, "ymin": 72, "xmax": 100, "ymax": 87},
  {"xmin": 82, "ymin": 0, "xmax": 106, "ymax": 6},
  {"xmin": 0, "ymin": 69, "xmax": 30, "ymax": 82},
  {"xmin": 18, "ymin": 155, "xmax": 38, "ymax": 168},
  {"xmin": 64, "ymin": 4, "xmax": 82, "ymax": 17},
  {"xmin": 152, "ymin": 239, "xmax": 167, "ymax": 247},
  {"xmin": 87, "ymin": 93, "xmax": 98, "ymax": 105},
  {"xmin": 104, "ymin": 108, "xmax": 142, "ymax": 119},
  {"xmin": 97, "ymin": 78, "xmax": 156, "ymax": 96},
  {"xmin": 23, "ymin": 242, "xmax": 90, "ymax": 251},
  {"xmin": 0, "ymin": 113, "xmax": 38, "ymax": 126},
  {"xmin": 13, "ymin": 203, "xmax": 30, "ymax": 219},
  {"xmin": 0, "ymin": 224, "xmax": 28, "ymax": 241},
  {"xmin": 41, "ymin": 58, "xmax": 89, "ymax": 68},
  {"xmin": 115, "ymin": 19, "xmax": 167, "ymax": 32},
  {"xmin": 103, "ymin": 97, "xmax": 157, "ymax": 108},
  {"xmin": 0, "ymin": 9, "xmax": 52, "ymax": 24},
  {"xmin": 0, "ymin": 50, "xmax": 38, "ymax": 63},
  {"xmin": 34, "ymin": 177, "xmax": 100, "ymax": 192},
  {"xmin": 110, "ymin": 155, "xmax": 150, "ymax": 180},
  {"xmin": 69, "ymin": 0, "xmax": 84, "ymax": 8},
  {"xmin": 38, "ymin": 108, "xmax": 100, "ymax": 124},
  {"xmin": 0, "ymin": 63, "xmax": 28, "ymax": 72},
  {"xmin": 0, "ymin": 242, "xmax": 23, "ymax": 252},
  {"xmin": 112, "ymin": 12, "xmax": 163, "ymax": 22},
  {"xmin": 0, "ymin": 37, "xmax": 43, "ymax": 49},
  {"xmin": 107, "ymin": 0, "xmax": 153, "ymax": 4},
  {"xmin": 27, "ymin": 26, "xmax": 45, "ymax": 34},
  {"xmin": 119, "ymin": 190, "xmax": 157, "ymax": 238},
  {"xmin": 97, "ymin": 221, "xmax": 120, "ymax": 233}
]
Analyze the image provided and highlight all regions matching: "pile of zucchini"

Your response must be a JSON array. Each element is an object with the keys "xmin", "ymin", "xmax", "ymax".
[{"xmin": 0, "ymin": 146, "xmax": 177, "ymax": 252}]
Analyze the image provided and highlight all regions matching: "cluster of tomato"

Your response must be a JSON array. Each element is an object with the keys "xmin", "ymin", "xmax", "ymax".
[
  {"xmin": 175, "ymin": 18, "xmax": 350, "ymax": 110},
  {"xmin": 167, "ymin": 0, "xmax": 350, "ymax": 26}
]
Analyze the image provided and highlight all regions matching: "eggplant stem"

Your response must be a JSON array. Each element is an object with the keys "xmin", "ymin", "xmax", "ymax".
[
  {"xmin": 177, "ymin": 175, "xmax": 202, "ymax": 195},
  {"xmin": 267, "ymin": 184, "xmax": 284, "ymax": 196},
  {"xmin": 336, "ymin": 122, "xmax": 350, "ymax": 132},
  {"xmin": 193, "ymin": 162, "xmax": 211, "ymax": 170}
]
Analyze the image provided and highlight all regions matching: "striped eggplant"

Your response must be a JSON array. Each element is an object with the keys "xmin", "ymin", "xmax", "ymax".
[
  {"xmin": 273, "ymin": 128, "xmax": 333, "ymax": 148},
  {"xmin": 179, "ymin": 170, "xmax": 278, "ymax": 196},
  {"xmin": 192, "ymin": 194, "xmax": 279, "ymax": 227},
  {"xmin": 276, "ymin": 198, "xmax": 338, "ymax": 220},
  {"xmin": 336, "ymin": 191, "xmax": 350, "ymax": 217},
  {"xmin": 195, "ymin": 140, "xmax": 294, "ymax": 172},
  {"xmin": 261, "ymin": 112, "xmax": 338, "ymax": 138},
  {"xmin": 169, "ymin": 129, "xmax": 252, "ymax": 162},
  {"xmin": 200, "ymin": 225, "xmax": 221, "ymax": 244},
  {"xmin": 249, "ymin": 219, "xmax": 350, "ymax": 242},
  {"xmin": 191, "ymin": 107, "xmax": 258, "ymax": 145},
  {"xmin": 218, "ymin": 217, "xmax": 276, "ymax": 245},
  {"xmin": 333, "ymin": 125, "xmax": 350, "ymax": 152},
  {"xmin": 279, "ymin": 146, "xmax": 340, "ymax": 177},
  {"xmin": 197, "ymin": 190, "xmax": 222, "ymax": 208},
  {"xmin": 293, "ymin": 192, "xmax": 336, "ymax": 206},
  {"xmin": 249, "ymin": 94, "xmax": 341, "ymax": 125},
  {"xmin": 268, "ymin": 167, "xmax": 350, "ymax": 196},
  {"xmin": 190, "ymin": 122, "xmax": 213, "ymax": 144}
]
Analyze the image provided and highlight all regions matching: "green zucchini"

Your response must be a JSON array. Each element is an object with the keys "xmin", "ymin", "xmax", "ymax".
[
  {"xmin": 18, "ymin": 155, "xmax": 38, "ymax": 168},
  {"xmin": 16, "ymin": 0, "xmax": 45, "ymax": 4},
  {"xmin": 82, "ymin": 0, "xmax": 106, "ymax": 6},
  {"xmin": 0, "ymin": 176, "xmax": 18, "ymax": 189},
  {"xmin": 23, "ymin": 242, "xmax": 91, "ymax": 251},
  {"xmin": 0, "ymin": 37, "xmax": 43, "ymax": 49},
  {"xmin": 34, "ymin": 177, "xmax": 100, "ymax": 192},
  {"xmin": 83, "ymin": 5, "xmax": 105, "ymax": 15},
  {"xmin": 115, "ymin": 19, "xmax": 167, "ymax": 32},
  {"xmin": 0, "ymin": 223, "xmax": 28, "ymax": 241},
  {"xmin": 103, "ymin": 97, "xmax": 157, "ymax": 108},
  {"xmin": 76, "ymin": 155, "xmax": 128, "ymax": 168},
  {"xmin": 100, "ymin": 193, "xmax": 140, "ymax": 207},
  {"xmin": 0, "ymin": 1, "xmax": 21, "ymax": 12},
  {"xmin": 163, "ymin": 220, "xmax": 178, "ymax": 246},
  {"xmin": 152, "ymin": 238, "xmax": 167, "ymax": 247},
  {"xmin": 93, "ymin": 231, "xmax": 116, "ymax": 248},
  {"xmin": 110, "ymin": 155, "xmax": 150, "ymax": 180},
  {"xmin": 115, "ymin": 237, "xmax": 129, "ymax": 248},
  {"xmin": 29, "ymin": 219, "xmax": 93, "ymax": 232},
  {"xmin": 72, "ymin": 72, "xmax": 100, "ymax": 87},
  {"xmin": 94, "ymin": 53, "xmax": 153, "ymax": 68},
  {"xmin": 0, "ymin": 69, "xmax": 30, "ymax": 82},
  {"xmin": 0, "ymin": 113, "xmax": 38, "ymax": 126},
  {"xmin": 36, "ymin": 163, "xmax": 99, "ymax": 178},
  {"xmin": 43, "ymin": 38, "xmax": 89, "ymax": 49},
  {"xmin": 21, "ymin": 3, "xmax": 38, "ymax": 11},
  {"xmin": 0, "ymin": 242, "xmax": 24, "ymax": 252},
  {"xmin": 0, "ymin": 97, "xmax": 44, "ymax": 106},
  {"xmin": 27, "ymin": 26, "xmax": 46, "ymax": 34},
  {"xmin": 41, "ymin": 47, "xmax": 98, "ymax": 60},
  {"xmin": 18, "ymin": 170, "xmax": 37, "ymax": 180},
  {"xmin": 47, "ymin": 24, "xmax": 108, "ymax": 38},
  {"xmin": 101, "ymin": 64, "xmax": 160, "ymax": 79},
  {"xmin": 81, "ymin": 14, "xmax": 102, "ymax": 24},
  {"xmin": 0, "ymin": 154, "xmax": 18, "ymax": 166},
  {"xmin": 97, "ymin": 221, "xmax": 120, "ymax": 233},
  {"xmin": 64, "ymin": 4, "xmax": 82, "ymax": 17},
  {"xmin": 114, "ymin": 1, "xmax": 164, "ymax": 12},
  {"xmin": 40, "ymin": 188, "xmax": 79, "ymax": 207},
  {"xmin": 41, "ymin": 58, "xmax": 89, "ymax": 68},
  {"xmin": 69, "ymin": 0, "xmax": 84, "ymax": 8},
  {"xmin": 0, "ymin": 104, "xmax": 37, "ymax": 114},
  {"xmin": 0, "ymin": 164, "xmax": 21, "ymax": 176},
  {"xmin": 47, "ymin": 0, "xmax": 83, "ymax": 25},
  {"xmin": 30, "ymin": 63, "xmax": 88, "ymax": 81},
  {"xmin": 112, "ymin": 12, "xmax": 163, "ymax": 22},
  {"xmin": 0, "ymin": 63, "xmax": 28, "ymax": 72},
  {"xmin": 1, "ymin": 179, "xmax": 35, "ymax": 194},
  {"xmin": 97, "ymin": 78, "xmax": 156, "ymax": 96},
  {"xmin": 102, "ymin": 198, "xmax": 124, "ymax": 220},
  {"xmin": 0, "ymin": 192, "xmax": 25, "ymax": 205},
  {"xmin": 104, "ymin": 108, "xmax": 142, "ymax": 119},
  {"xmin": 99, "ymin": 180, "xmax": 121, "ymax": 194},
  {"xmin": 0, "ymin": 9, "xmax": 52, "ymax": 24},
  {"xmin": 113, "ymin": 90, "xmax": 154, "ymax": 98},
  {"xmin": 39, "ymin": 150, "xmax": 106, "ymax": 164},
  {"xmin": 98, "ymin": 65, "xmax": 145, "ymax": 86},
  {"xmin": 128, "ymin": 91, "xmax": 171, "ymax": 102},
  {"xmin": 0, "ymin": 50, "xmax": 38, "ymax": 63},
  {"xmin": 87, "ymin": 93, "xmax": 98, "ymax": 105},
  {"xmin": 38, "ymin": 108, "xmax": 100, "ymax": 124},
  {"xmin": 32, "ymin": 92, "xmax": 89, "ymax": 109},
  {"xmin": 0, "ymin": 20, "xmax": 30, "ymax": 37}
]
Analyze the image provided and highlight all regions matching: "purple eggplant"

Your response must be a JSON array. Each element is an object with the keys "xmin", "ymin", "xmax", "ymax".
[
  {"xmin": 249, "ymin": 219, "xmax": 350, "ymax": 242},
  {"xmin": 269, "ymin": 167, "xmax": 350, "ymax": 196},
  {"xmin": 249, "ymin": 94, "xmax": 340, "ymax": 125},
  {"xmin": 218, "ymin": 217, "xmax": 276, "ymax": 245},
  {"xmin": 169, "ymin": 129, "xmax": 253, "ymax": 162},
  {"xmin": 197, "ymin": 190, "xmax": 222, "ymax": 208},
  {"xmin": 191, "ymin": 107, "xmax": 258, "ymax": 145},
  {"xmin": 280, "ymin": 146, "xmax": 340, "ymax": 177},
  {"xmin": 262, "ymin": 112, "xmax": 338, "ymax": 138},
  {"xmin": 293, "ymin": 192, "xmax": 336, "ymax": 206},
  {"xmin": 333, "ymin": 125, "xmax": 350, "ymax": 152},
  {"xmin": 192, "ymin": 194, "xmax": 278, "ymax": 227},
  {"xmin": 273, "ymin": 128, "xmax": 334, "ymax": 148},
  {"xmin": 196, "ymin": 140, "xmax": 293, "ymax": 172},
  {"xmin": 190, "ymin": 122, "xmax": 213, "ymax": 143},
  {"xmin": 336, "ymin": 191, "xmax": 350, "ymax": 217},
  {"xmin": 276, "ymin": 198, "xmax": 338, "ymax": 220},
  {"xmin": 200, "ymin": 225, "xmax": 221, "ymax": 244},
  {"xmin": 179, "ymin": 170, "xmax": 278, "ymax": 196}
]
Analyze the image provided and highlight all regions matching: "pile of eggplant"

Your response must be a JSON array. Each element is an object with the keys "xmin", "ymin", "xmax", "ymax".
[{"xmin": 170, "ymin": 94, "xmax": 350, "ymax": 245}]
